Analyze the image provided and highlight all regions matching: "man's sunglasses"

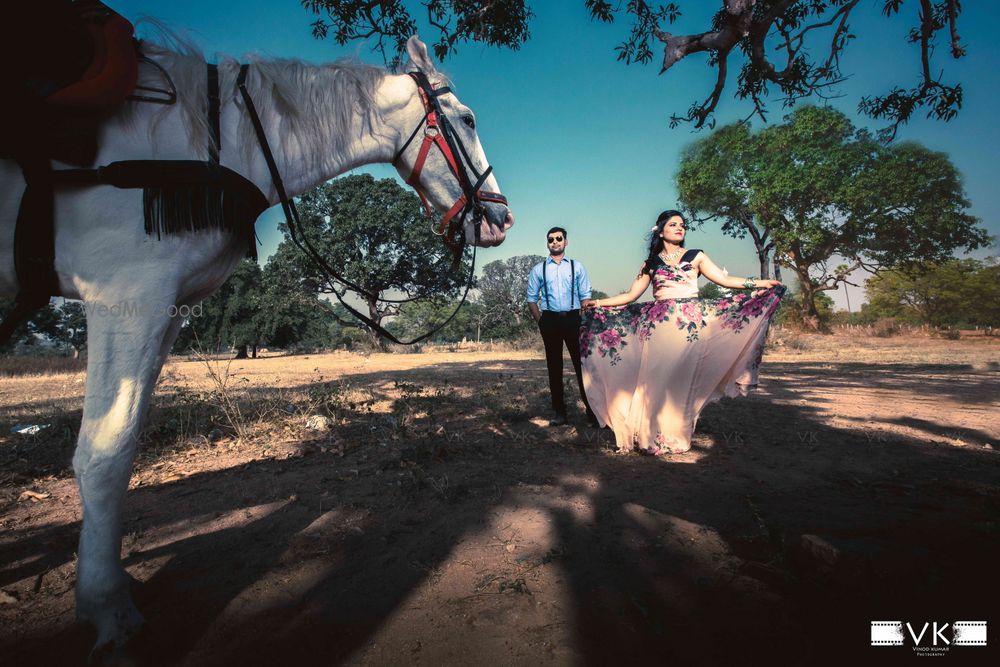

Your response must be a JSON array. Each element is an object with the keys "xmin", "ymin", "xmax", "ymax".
[{"xmin": 547, "ymin": 235, "xmax": 564, "ymax": 242}]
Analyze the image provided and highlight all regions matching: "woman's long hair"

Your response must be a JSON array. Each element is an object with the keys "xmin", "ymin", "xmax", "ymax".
[{"xmin": 642, "ymin": 209, "xmax": 686, "ymax": 275}]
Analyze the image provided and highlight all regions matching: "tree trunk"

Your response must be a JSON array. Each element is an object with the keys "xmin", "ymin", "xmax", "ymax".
[
  {"xmin": 744, "ymin": 221, "xmax": 770, "ymax": 279},
  {"xmin": 251, "ymin": 343, "xmax": 258, "ymax": 359},
  {"xmin": 757, "ymin": 248, "xmax": 770, "ymax": 280},
  {"xmin": 366, "ymin": 297, "xmax": 386, "ymax": 350},
  {"xmin": 796, "ymin": 274, "xmax": 821, "ymax": 331},
  {"xmin": 234, "ymin": 344, "xmax": 248, "ymax": 359}
]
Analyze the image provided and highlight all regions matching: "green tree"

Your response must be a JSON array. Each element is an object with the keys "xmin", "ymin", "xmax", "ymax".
[
  {"xmin": 0, "ymin": 298, "xmax": 65, "ymax": 353},
  {"xmin": 775, "ymin": 287, "xmax": 835, "ymax": 330},
  {"xmin": 57, "ymin": 301, "xmax": 87, "ymax": 357},
  {"xmin": 1, "ymin": 298, "xmax": 87, "ymax": 356},
  {"xmin": 390, "ymin": 299, "xmax": 482, "ymax": 343},
  {"xmin": 304, "ymin": 1, "xmax": 968, "ymax": 137},
  {"xmin": 678, "ymin": 122, "xmax": 783, "ymax": 280},
  {"xmin": 290, "ymin": 174, "xmax": 470, "ymax": 346},
  {"xmin": 257, "ymin": 243, "xmax": 340, "ymax": 351},
  {"xmin": 864, "ymin": 258, "xmax": 999, "ymax": 327},
  {"xmin": 698, "ymin": 282, "xmax": 725, "ymax": 299},
  {"xmin": 476, "ymin": 254, "xmax": 544, "ymax": 338},
  {"xmin": 679, "ymin": 106, "xmax": 989, "ymax": 329},
  {"xmin": 175, "ymin": 259, "xmax": 264, "ymax": 357}
]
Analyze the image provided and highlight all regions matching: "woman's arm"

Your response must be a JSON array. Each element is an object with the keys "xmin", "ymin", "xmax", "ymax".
[
  {"xmin": 585, "ymin": 273, "xmax": 651, "ymax": 308},
  {"xmin": 695, "ymin": 253, "xmax": 783, "ymax": 290}
]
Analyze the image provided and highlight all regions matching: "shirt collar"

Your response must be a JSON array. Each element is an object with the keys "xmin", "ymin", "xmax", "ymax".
[{"xmin": 546, "ymin": 255, "xmax": 571, "ymax": 265}]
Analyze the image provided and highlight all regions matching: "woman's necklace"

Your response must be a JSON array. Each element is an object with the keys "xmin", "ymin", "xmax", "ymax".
[{"xmin": 659, "ymin": 248, "xmax": 683, "ymax": 264}]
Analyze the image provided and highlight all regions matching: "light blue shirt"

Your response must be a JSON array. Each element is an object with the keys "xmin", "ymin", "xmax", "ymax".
[{"xmin": 526, "ymin": 256, "xmax": 593, "ymax": 311}]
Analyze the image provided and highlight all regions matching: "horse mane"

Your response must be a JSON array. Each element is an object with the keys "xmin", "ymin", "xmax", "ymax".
[
  {"xmin": 134, "ymin": 21, "xmax": 386, "ymax": 172},
  {"xmin": 230, "ymin": 55, "xmax": 385, "ymax": 172}
]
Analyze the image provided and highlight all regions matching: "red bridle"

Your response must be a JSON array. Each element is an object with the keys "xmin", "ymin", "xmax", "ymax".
[{"xmin": 394, "ymin": 72, "xmax": 508, "ymax": 258}]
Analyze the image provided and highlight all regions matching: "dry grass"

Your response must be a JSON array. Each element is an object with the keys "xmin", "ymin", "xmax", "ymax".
[
  {"xmin": 1, "ymin": 333, "xmax": 995, "ymax": 483},
  {"xmin": 0, "ymin": 355, "xmax": 85, "ymax": 378},
  {"xmin": 1, "ymin": 331, "xmax": 998, "ymax": 665},
  {"xmin": 766, "ymin": 329, "xmax": 999, "ymax": 367}
]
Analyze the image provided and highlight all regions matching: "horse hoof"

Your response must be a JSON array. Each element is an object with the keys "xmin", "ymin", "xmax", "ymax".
[
  {"xmin": 89, "ymin": 640, "xmax": 139, "ymax": 667},
  {"xmin": 87, "ymin": 618, "xmax": 152, "ymax": 667},
  {"xmin": 79, "ymin": 597, "xmax": 145, "ymax": 665}
]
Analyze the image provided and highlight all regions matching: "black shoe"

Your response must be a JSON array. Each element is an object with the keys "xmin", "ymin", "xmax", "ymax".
[{"xmin": 549, "ymin": 412, "xmax": 568, "ymax": 427}]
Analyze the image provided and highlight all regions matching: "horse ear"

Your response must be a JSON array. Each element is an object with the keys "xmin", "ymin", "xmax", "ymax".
[{"xmin": 406, "ymin": 36, "xmax": 439, "ymax": 77}]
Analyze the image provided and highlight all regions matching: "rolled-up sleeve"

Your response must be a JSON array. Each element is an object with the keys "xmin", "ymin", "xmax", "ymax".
[
  {"xmin": 525, "ymin": 263, "xmax": 542, "ymax": 304},
  {"xmin": 576, "ymin": 263, "xmax": 593, "ymax": 301}
]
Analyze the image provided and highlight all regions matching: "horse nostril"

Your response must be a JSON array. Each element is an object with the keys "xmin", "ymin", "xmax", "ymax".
[{"xmin": 504, "ymin": 210, "xmax": 515, "ymax": 229}]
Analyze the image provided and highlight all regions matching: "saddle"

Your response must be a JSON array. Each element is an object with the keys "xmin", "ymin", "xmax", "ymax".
[
  {"xmin": 1, "ymin": 0, "xmax": 138, "ymax": 165},
  {"xmin": 0, "ymin": 1, "xmax": 140, "ymax": 343}
]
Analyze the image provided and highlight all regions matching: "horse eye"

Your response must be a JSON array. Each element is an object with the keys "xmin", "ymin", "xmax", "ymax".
[{"xmin": 462, "ymin": 115, "xmax": 476, "ymax": 130}]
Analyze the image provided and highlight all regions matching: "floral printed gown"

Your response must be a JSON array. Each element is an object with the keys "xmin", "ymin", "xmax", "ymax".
[{"xmin": 580, "ymin": 253, "xmax": 784, "ymax": 455}]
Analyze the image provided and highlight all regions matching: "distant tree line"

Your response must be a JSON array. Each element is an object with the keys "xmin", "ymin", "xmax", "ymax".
[
  {"xmin": 856, "ymin": 258, "xmax": 1000, "ymax": 329},
  {"xmin": 0, "ymin": 298, "xmax": 87, "ymax": 356},
  {"xmin": 6, "ymin": 153, "xmax": 991, "ymax": 358}
]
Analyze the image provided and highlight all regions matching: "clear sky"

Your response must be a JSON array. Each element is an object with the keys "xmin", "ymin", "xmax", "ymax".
[{"xmin": 108, "ymin": 1, "xmax": 999, "ymax": 310}]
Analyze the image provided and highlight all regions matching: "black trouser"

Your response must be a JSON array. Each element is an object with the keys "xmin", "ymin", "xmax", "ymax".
[{"xmin": 538, "ymin": 310, "xmax": 594, "ymax": 417}]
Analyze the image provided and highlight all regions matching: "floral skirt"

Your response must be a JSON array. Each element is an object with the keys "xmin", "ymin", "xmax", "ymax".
[{"xmin": 580, "ymin": 287, "xmax": 784, "ymax": 455}]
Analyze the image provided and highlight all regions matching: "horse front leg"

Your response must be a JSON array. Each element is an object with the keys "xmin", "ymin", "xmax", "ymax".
[{"xmin": 72, "ymin": 297, "xmax": 183, "ymax": 650}]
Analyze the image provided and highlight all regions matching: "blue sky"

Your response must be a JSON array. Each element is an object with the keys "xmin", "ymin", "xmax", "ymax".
[{"xmin": 109, "ymin": 1, "xmax": 999, "ymax": 309}]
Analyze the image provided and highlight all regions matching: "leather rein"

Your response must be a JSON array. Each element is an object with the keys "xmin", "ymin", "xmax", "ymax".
[
  {"xmin": 238, "ymin": 66, "xmax": 504, "ymax": 345},
  {"xmin": 393, "ymin": 71, "xmax": 508, "ymax": 259}
]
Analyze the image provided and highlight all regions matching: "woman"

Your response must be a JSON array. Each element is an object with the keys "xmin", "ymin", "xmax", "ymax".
[{"xmin": 581, "ymin": 210, "xmax": 784, "ymax": 455}]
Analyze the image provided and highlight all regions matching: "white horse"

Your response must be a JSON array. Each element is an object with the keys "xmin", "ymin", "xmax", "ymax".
[{"xmin": 0, "ymin": 34, "xmax": 512, "ymax": 651}]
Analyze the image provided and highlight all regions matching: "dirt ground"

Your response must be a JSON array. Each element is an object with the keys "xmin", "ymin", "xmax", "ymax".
[{"xmin": 1, "ymin": 333, "xmax": 998, "ymax": 665}]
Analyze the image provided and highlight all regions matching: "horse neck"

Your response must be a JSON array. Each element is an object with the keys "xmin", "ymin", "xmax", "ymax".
[
  {"xmin": 264, "ymin": 113, "xmax": 397, "ymax": 200},
  {"xmin": 242, "ymin": 66, "xmax": 403, "ymax": 200}
]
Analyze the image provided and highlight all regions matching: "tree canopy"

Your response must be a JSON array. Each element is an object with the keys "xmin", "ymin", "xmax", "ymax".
[
  {"xmin": 0, "ymin": 298, "xmax": 87, "ymax": 356},
  {"xmin": 678, "ymin": 105, "xmax": 989, "ymax": 328},
  {"xmin": 174, "ymin": 259, "xmax": 264, "ymax": 357},
  {"xmin": 287, "ymin": 174, "xmax": 471, "ymax": 345},
  {"xmin": 390, "ymin": 298, "xmax": 483, "ymax": 343},
  {"xmin": 863, "ymin": 258, "xmax": 1000, "ymax": 327},
  {"xmin": 476, "ymin": 254, "xmax": 544, "ymax": 338},
  {"xmin": 303, "ymin": 0, "xmax": 968, "ymax": 137}
]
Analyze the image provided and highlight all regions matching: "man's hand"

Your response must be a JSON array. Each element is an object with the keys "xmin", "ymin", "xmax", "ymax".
[{"xmin": 528, "ymin": 301, "xmax": 541, "ymax": 323}]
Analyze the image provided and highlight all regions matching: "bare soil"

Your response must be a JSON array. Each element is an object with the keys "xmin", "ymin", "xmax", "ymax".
[{"xmin": 1, "ymin": 334, "xmax": 998, "ymax": 665}]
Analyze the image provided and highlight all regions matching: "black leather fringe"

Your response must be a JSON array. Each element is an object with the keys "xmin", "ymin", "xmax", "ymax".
[
  {"xmin": 54, "ymin": 160, "xmax": 267, "ymax": 260},
  {"xmin": 143, "ymin": 185, "xmax": 258, "ymax": 260}
]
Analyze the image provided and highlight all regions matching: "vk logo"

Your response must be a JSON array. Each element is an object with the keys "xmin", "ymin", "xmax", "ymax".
[
  {"xmin": 871, "ymin": 621, "xmax": 986, "ymax": 648},
  {"xmin": 905, "ymin": 622, "xmax": 951, "ymax": 646}
]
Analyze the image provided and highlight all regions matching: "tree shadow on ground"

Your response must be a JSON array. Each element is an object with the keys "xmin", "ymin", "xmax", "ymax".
[{"xmin": 0, "ymin": 358, "xmax": 997, "ymax": 665}]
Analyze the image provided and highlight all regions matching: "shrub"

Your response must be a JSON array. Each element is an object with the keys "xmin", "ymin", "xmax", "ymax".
[{"xmin": 872, "ymin": 318, "xmax": 900, "ymax": 338}]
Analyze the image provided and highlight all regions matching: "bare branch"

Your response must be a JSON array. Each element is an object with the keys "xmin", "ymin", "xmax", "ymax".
[
  {"xmin": 655, "ymin": 0, "xmax": 753, "ymax": 74},
  {"xmin": 670, "ymin": 50, "xmax": 729, "ymax": 128},
  {"xmin": 946, "ymin": 0, "xmax": 965, "ymax": 58}
]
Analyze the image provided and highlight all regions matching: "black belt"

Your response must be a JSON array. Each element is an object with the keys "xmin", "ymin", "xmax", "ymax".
[{"xmin": 542, "ymin": 309, "xmax": 580, "ymax": 317}]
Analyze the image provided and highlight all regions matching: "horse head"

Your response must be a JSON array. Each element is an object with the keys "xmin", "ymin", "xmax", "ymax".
[{"xmin": 389, "ymin": 36, "xmax": 513, "ymax": 248}]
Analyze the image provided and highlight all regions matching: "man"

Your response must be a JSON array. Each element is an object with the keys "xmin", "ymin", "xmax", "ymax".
[{"xmin": 526, "ymin": 227, "xmax": 597, "ymax": 427}]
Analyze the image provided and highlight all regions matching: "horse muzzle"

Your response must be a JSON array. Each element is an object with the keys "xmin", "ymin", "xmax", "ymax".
[{"xmin": 470, "ymin": 204, "xmax": 513, "ymax": 247}]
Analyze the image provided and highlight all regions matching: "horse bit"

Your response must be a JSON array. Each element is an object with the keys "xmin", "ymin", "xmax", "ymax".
[{"xmin": 392, "ymin": 71, "xmax": 508, "ymax": 257}]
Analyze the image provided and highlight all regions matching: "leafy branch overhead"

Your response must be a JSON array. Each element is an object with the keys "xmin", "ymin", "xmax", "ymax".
[
  {"xmin": 303, "ymin": 1, "xmax": 966, "ymax": 138},
  {"xmin": 302, "ymin": 0, "xmax": 533, "ymax": 66}
]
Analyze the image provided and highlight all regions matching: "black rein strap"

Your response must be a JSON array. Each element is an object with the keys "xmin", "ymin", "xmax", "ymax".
[{"xmin": 235, "ymin": 64, "xmax": 476, "ymax": 346}]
